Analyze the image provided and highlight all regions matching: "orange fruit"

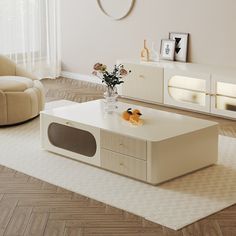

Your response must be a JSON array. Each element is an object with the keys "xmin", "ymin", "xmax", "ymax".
[
  {"xmin": 122, "ymin": 108, "xmax": 133, "ymax": 121},
  {"xmin": 129, "ymin": 114, "xmax": 140, "ymax": 125},
  {"xmin": 132, "ymin": 109, "xmax": 142, "ymax": 116},
  {"xmin": 122, "ymin": 111, "xmax": 131, "ymax": 121}
]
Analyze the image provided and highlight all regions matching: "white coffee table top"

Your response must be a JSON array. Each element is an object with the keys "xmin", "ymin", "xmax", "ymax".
[{"xmin": 41, "ymin": 99, "xmax": 218, "ymax": 142}]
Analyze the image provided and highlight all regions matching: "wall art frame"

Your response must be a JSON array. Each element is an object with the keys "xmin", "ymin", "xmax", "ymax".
[
  {"xmin": 160, "ymin": 39, "xmax": 175, "ymax": 61},
  {"xmin": 169, "ymin": 32, "xmax": 189, "ymax": 62}
]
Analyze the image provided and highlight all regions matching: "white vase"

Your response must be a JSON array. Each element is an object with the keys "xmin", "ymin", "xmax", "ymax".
[
  {"xmin": 103, "ymin": 86, "xmax": 118, "ymax": 113},
  {"xmin": 150, "ymin": 42, "xmax": 160, "ymax": 62}
]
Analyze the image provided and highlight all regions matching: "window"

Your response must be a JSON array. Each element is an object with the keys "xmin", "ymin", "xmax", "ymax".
[{"xmin": 0, "ymin": 0, "xmax": 40, "ymax": 55}]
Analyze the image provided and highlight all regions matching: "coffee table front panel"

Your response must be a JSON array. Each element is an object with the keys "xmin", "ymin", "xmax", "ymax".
[{"xmin": 40, "ymin": 114, "xmax": 101, "ymax": 167}]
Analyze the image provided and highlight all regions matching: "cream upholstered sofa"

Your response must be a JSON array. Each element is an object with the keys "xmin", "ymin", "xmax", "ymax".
[{"xmin": 0, "ymin": 55, "xmax": 45, "ymax": 125}]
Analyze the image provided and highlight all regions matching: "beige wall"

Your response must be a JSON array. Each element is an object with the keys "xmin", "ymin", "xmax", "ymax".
[{"xmin": 61, "ymin": 0, "xmax": 236, "ymax": 74}]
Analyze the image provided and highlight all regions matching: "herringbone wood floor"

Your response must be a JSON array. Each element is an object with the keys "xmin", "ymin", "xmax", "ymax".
[
  {"xmin": 1, "ymin": 160, "xmax": 236, "ymax": 236},
  {"xmin": 0, "ymin": 78, "xmax": 235, "ymax": 235}
]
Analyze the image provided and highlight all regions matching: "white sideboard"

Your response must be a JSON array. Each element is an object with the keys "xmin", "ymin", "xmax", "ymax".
[{"xmin": 118, "ymin": 59, "xmax": 236, "ymax": 119}]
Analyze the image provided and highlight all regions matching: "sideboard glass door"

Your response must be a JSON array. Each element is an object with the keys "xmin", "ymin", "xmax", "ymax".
[
  {"xmin": 211, "ymin": 75, "xmax": 236, "ymax": 118},
  {"xmin": 164, "ymin": 69, "xmax": 211, "ymax": 113}
]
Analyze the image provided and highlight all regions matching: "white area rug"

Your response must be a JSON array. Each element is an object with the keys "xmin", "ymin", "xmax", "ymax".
[{"xmin": 0, "ymin": 100, "xmax": 236, "ymax": 230}]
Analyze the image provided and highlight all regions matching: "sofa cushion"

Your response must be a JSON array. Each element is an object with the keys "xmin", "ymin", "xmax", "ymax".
[{"xmin": 0, "ymin": 76, "xmax": 33, "ymax": 92}]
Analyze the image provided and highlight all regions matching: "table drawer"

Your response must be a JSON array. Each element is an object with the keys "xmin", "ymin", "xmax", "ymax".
[
  {"xmin": 101, "ymin": 149, "xmax": 147, "ymax": 181},
  {"xmin": 101, "ymin": 130, "xmax": 147, "ymax": 160}
]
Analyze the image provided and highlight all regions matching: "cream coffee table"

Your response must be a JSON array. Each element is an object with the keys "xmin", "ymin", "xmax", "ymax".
[{"xmin": 40, "ymin": 100, "xmax": 218, "ymax": 185}]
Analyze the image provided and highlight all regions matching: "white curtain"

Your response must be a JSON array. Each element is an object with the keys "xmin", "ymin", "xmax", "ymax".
[{"xmin": 0, "ymin": 0, "xmax": 61, "ymax": 79}]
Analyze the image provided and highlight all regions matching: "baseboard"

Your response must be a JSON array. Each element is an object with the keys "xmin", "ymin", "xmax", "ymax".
[{"xmin": 61, "ymin": 71, "xmax": 103, "ymax": 85}]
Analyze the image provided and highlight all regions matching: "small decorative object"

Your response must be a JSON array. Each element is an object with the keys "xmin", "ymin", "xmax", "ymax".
[
  {"xmin": 122, "ymin": 108, "xmax": 143, "ymax": 125},
  {"xmin": 93, "ymin": 63, "xmax": 130, "ymax": 113},
  {"xmin": 160, "ymin": 39, "xmax": 175, "ymax": 61},
  {"xmin": 140, "ymin": 39, "xmax": 150, "ymax": 61},
  {"xmin": 150, "ymin": 42, "xmax": 160, "ymax": 62},
  {"xmin": 169, "ymin": 32, "xmax": 189, "ymax": 62}
]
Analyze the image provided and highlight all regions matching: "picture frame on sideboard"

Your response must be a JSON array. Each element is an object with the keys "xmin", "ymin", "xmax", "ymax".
[
  {"xmin": 160, "ymin": 39, "xmax": 175, "ymax": 61},
  {"xmin": 169, "ymin": 32, "xmax": 189, "ymax": 62}
]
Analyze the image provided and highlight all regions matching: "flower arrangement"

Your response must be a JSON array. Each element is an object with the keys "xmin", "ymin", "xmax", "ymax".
[{"xmin": 93, "ymin": 63, "xmax": 131, "ymax": 91}]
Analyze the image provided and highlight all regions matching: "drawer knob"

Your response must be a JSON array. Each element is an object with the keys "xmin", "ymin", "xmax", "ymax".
[
  {"xmin": 139, "ymin": 75, "xmax": 145, "ymax": 79},
  {"xmin": 119, "ymin": 143, "xmax": 126, "ymax": 149},
  {"xmin": 206, "ymin": 93, "xmax": 216, "ymax": 97}
]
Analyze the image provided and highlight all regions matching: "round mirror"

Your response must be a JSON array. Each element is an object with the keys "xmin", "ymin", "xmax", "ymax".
[{"xmin": 97, "ymin": 0, "xmax": 135, "ymax": 20}]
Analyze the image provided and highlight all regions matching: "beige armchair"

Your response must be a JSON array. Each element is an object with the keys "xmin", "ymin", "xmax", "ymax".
[{"xmin": 0, "ymin": 55, "xmax": 45, "ymax": 125}]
